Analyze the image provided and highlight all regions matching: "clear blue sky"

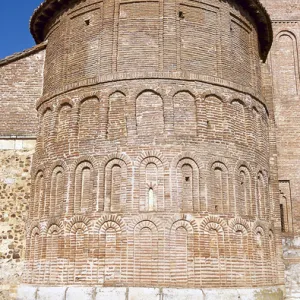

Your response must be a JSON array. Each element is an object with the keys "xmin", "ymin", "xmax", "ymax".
[{"xmin": 0, "ymin": 1, "xmax": 43, "ymax": 59}]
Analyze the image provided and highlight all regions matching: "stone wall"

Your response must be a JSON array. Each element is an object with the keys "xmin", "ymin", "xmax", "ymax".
[{"xmin": 0, "ymin": 140, "xmax": 35, "ymax": 300}]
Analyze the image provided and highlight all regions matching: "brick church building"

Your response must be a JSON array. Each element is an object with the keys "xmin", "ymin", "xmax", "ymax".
[{"xmin": 0, "ymin": 0, "xmax": 300, "ymax": 299}]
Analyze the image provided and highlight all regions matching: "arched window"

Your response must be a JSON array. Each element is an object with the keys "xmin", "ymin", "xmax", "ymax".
[
  {"xmin": 29, "ymin": 229, "xmax": 40, "ymax": 283},
  {"xmin": 202, "ymin": 223, "xmax": 225, "ymax": 287},
  {"xmin": 146, "ymin": 163, "xmax": 158, "ymax": 211},
  {"xmin": 40, "ymin": 108, "xmax": 52, "ymax": 149},
  {"xmin": 97, "ymin": 220, "xmax": 124, "ymax": 285},
  {"xmin": 176, "ymin": 158, "xmax": 200, "ymax": 212},
  {"xmin": 136, "ymin": 91, "xmax": 164, "ymax": 136},
  {"xmin": 134, "ymin": 223, "xmax": 158, "ymax": 286},
  {"xmin": 74, "ymin": 162, "xmax": 93, "ymax": 213},
  {"xmin": 174, "ymin": 92, "xmax": 196, "ymax": 136},
  {"xmin": 257, "ymin": 172, "xmax": 267, "ymax": 219},
  {"xmin": 78, "ymin": 97, "xmax": 100, "ymax": 139},
  {"xmin": 170, "ymin": 220, "xmax": 194, "ymax": 287},
  {"xmin": 205, "ymin": 96, "xmax": 224, "ymax": 141},
  {"xmin": 108, "ymin": 92, "xmax": 127, "ymax": 140},
  {"xmin": 139, "ymin": 156, "xmax": 164, "ymax": 211},
  {"xmin": 237, "ymin": 166, "xmax": 252, "ymax": 216},
  {"xmin": 33, "ymin": 171, "xmax": 44, "ymax": 218},
  {"xmin": 231, "ymin": 100, "xmax": 246, "ymax": 144},
  {"xmin": 273, "ymin": 33, "xmax": 298, "ymax": 95},
  {"xmin": 104, "ymin": 159, "xmax": 128, "ymax": 212},
  {"xmin": 211, "ymin": 163, "xmax": 229, "ymax": 214},
  {"xmin": 49, "ymin": 167, "xmax": 64, "ymax": 216},
  {"xmin": 46, "ymin": 226, "xmax": 60, "ymax": 284},
  {"xmin": 57, "ymin": 103, "xmax": 72, "ymax": 141}
]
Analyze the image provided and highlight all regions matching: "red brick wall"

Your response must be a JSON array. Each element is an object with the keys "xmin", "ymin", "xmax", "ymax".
[{"xmin": 0, "ymin": 47, "xmax": 45, "ymax": 137}]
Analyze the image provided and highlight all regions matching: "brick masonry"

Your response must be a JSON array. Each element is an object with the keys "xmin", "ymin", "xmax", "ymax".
[{"xmin": 0, "ymin": 0, "xmax": 299, "ymax": 299}]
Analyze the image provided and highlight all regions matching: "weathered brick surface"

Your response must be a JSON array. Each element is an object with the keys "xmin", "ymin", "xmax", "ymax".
[
  {"xmin": 18, "ymin": 0, "xmax": 283, "ymax": 293},
  {"xmin": 261, "ymin": 0, "xmax": 300, "ymax": 298},
  {"xmin": 0, "ymin": 45, "xmax": 45, "ymax": 137},
  {"xmin": 3, "ymin": 0, "xmax": 300, "ymax": 298}
]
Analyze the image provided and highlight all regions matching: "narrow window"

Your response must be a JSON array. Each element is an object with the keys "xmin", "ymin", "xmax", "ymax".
[
  {"xmin": 280, "ymin": 204, "xmax": 285, "ymax": 232},
  {"xmin": 148, "ymin": 188, "xmax": 154, "ymax": 211}
]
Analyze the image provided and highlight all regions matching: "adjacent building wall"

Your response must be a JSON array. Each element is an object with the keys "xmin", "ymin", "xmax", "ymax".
[
  {"xmin": 0, "ymin": 47, "xmax": 45, "ymax": 299},
  {"xmin": 261, "ymin": 0, "xmax": 300, "ymax": 298}
]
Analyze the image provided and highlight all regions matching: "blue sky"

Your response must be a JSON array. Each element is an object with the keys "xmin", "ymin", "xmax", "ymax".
[{"xmin": 0, "ymin": 1, "xmax": 42, "ymax": 59}]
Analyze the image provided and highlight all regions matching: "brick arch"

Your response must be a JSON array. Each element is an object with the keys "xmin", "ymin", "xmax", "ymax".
[
  {"xmin": 46, "ymin": 220, "xmax": 63, "ymax": 235},
  {"xmin": 95, "ymin": 215, "xmax": 126, "ymax": 234},
  {"xmin": 134, "ymin": 220, "xmax": 159, "ymax": 234},
  {"xmin": 69, "ymin": 156, "xmax": 98, "ymax": 172},
  {"xmin": 31, "ymin": 164, "xmax": 46, "ymax": 179},
  {"xmin": 109, "ymin": 90, "xmax": 126, "ymax": 98},
  {"xmin": 234, "ymin": 162, "xmax": 254, "ymax": 216},
  {"xmin": 170, "ymin": 219, "xmax": 194, "ymax": 234},
  {"xmin": 171, "ymin": 152, "xmax": 203, "ymax": 170},
  {"xmin": 171, "ymin": 156, "xmax": 202, "ymax": 212},
  {"xmin": 96, "ymin": 215, "xmax": 126, "ymax": 286},
  {"xmin": 100, "ymin": 152, "xmax": 133, "ymax": 169},
  {"xmin": 66, "ymin": 216, "xmax": 91, "ymax": 234},
  {"xmin": 208, "ymin": 157, "xmax": 231, "ymax": 172},
  {"xmin": 135, "ymin": 90, "xmax": 164, "ymax": 136},
  {"xmin": 31, "ymin": 169, "xmax": 45, "ymax": 219},
  {"xmin": 200, "ymin": 216, "xmax": 227, "ymax": 233},
  {"xmin": 253, "ymin": 220, "xmax": 267, "ymax": 235},
  {"xmin": 209, "ymin": 160, "xmax": 232, "ymax": 214},
  {"xmin": 103, "ymin": 158, "xmax": 128, "ymax": 212},
  {"xmin": 275, "ymin": 30, "xmax": 297, "ymax": 42},
  {"xmin": 202, "ymin": 92, "xmax": 226, "ymax": 103},
  {"xmin": 173, "ymin": 89, "xmax": 196, "ymax": 99},
  {"xmin": 55, "ymin": 98, "xmax": 74, "ymax": 113},
  {"xmin": 229, "ymin": 96, "xmax": 247, "ymax": 106},
  {"xmin": 251, "ymin": 104, "xmax": 263, "ymax": 116},
  {"xmin": 173, "ymin": 91, "xmax": 197, "ymax": 136},
  {"xmin": 168, "ymin": 216, "xmax": 196, "ymax": 286},
  {"xmin": 27, "ymin": 225, "xmax": 41, "ymax": 283},
  {"xmin": 78, "ymin": 94, "xmax": 100, "ymax": 104},
  {"xmin": 48, "ymin": 159, "xmax": 69, "ymax": 176},
  {"xmin": 128, "ymin": 215, "xmax": 162, "ymax": 233},
  {"xmin": 136, "ymin": 150, "xmax": 168, "ymax": 167},
  {"xmin": 134, "ymin": 87, "xmax": 166, "ymax": 99},
  {"xmin": 132, "ymin": 218, "xmax": 160, "ymax": 286},
  {"xmin": 234, "ymin": 160, "xmax": 255, "ymax": 177},
  {"xmin": 166, "ymin": 214, "xmax": 199, "ymax": 233},
  {"xmin": 40, "ymin": 104, "xmax": 54, "ymax": 117},
  {"xmin": 229, "ymin": 218, "xmax": 250, "ymax": 234},
  {"xmin": 107, "ymin": 91, "xmax": 127, "ymax": 140},
  {"xmin": 29, "ymin": 225, "xmax": 41, "ymax": 238},
  {"xmin": 256, "ymin": 169, "xmax": 269, "ymax": 220},
  {"xmin": 47, "ymin": 165, "xmax": 66, "ymax": 216},
  {"xmin": 138, "ymin": 155, "xmax": 166, "ymax": 212}
]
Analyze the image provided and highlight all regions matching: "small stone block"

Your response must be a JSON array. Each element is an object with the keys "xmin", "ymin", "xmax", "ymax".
[
  {"xmin": 204, "ymin": 289, "xmax": 239, "ymax": 300},
  {"xmin": 66, "ymin": 287, "xmax": 94, "ymax": 300},
  {"xmin": 95, "ymin": 287, "xmax": 127, "ymax": 300},
  {"xmin": 128, "ymin": 287, "xmax": 160, "ymax": 300},
  {"xmin": 17, "ymin": 285, "xmax": 37, "ymax": 300},
  {"xmin": 163, "ymin": 288, "xmax": 204, "ymax": 300},
  {"xmin": 37, "ymin": 287, "xmax": 66, "ymax": 300}
]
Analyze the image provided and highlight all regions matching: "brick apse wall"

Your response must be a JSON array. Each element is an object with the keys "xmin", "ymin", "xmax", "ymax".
[{"xmin": 1, "ymin": 0, "xmax": 300, "ymax": 299}]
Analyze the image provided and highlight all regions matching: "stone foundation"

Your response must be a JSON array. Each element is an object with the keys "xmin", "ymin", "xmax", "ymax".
[{"xmin": 17, "ymin": 286, "xmax": 285, "ymax": 300}]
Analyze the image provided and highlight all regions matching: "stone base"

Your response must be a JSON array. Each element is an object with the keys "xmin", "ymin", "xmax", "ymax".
[{"xmin": 16, "ymin": 285, "xmax": 285, "ymax": 300}]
